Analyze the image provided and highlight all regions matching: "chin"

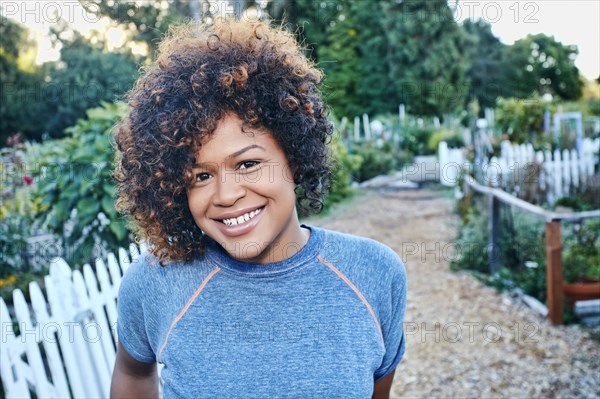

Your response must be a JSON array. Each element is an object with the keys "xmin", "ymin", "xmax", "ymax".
[{"xmin": 222, "ymin": 239, "xmax": 269, "ymax": 262}]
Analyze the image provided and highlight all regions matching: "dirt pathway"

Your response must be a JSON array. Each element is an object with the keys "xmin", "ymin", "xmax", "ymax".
[{"xmin": 308, "ymin": 188, "xmax": 600, "ymax": 399}]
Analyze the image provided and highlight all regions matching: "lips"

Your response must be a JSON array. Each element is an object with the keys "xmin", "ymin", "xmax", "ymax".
[{"xmin": 213, "ymin": 206, "xmax": 266, "ymax": 237}]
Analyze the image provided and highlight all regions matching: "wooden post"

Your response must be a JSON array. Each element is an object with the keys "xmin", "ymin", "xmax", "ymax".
[
  {"xmin": 488, "ymin": 195, "xmax": 501, "ymax": 273},
  {"xmin": 545, "ymin": 220, "xmax": 564, "ymax": 325}
]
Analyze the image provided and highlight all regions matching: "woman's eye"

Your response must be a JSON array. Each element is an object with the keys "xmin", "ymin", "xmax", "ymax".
[
  {"xmin": 195, "ymin": 172, "xmax": 211, "ymax": 182},
  {"xmin": 239, "ymin": 160, "xmax": 260, "ymax": 170}
]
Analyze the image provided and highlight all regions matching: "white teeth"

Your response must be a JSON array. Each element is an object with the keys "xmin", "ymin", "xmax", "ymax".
[{"xmin": 222, "ymin": 207, "xmax": 262, "ymax": 226}]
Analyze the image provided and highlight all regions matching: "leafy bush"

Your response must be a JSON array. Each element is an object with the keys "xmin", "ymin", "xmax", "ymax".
[
  {"xmin": 453, "ymin": 188, "xmax": 599, "ymax": 316},
  {"xmin": 31, "ymin": 102, "xmax": 130, "ymax": 266},
  {"xmin": 1, "ymin": 139, "xmax": 38, "ymax": 278},
  {"xmin": 0, "ymin": 191, "xmax": 34, "ymax": 278},
  {"xmin": 324, "ymin": 136, "xmax": 362, "ymax": 210},
  {"xmin": 495, "ymin": 96, "xmax": 553, "ymax": 148},
  {"xmin": 427, "ymin": 128, "xmax": 465, "ymax": 152},
  {"xmin": 562, "ymin": 219, "xmax": 600, "ymax": 282},
  {"xmin": 452, "ymin": 195, "xmax": 547, "ymax": 301},
  {"xmin": 401, "ymin": 125, "xmax": 437, "ymax": 155},
  {"xmin": 350, "ymin": 142, "xmax": 412, "ymax": 182}
]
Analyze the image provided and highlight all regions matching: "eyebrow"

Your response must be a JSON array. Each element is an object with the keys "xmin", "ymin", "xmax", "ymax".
[{"xmin": 193, "ymin": 144, "xmax": 266, "ymax": 167}]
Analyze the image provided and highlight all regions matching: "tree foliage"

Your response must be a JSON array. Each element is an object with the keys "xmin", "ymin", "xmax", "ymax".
[
  {"xmin": 42, "ymin": 35, "xmax": 139, "ymax": 137},
  {"xmin": 319, "ymin": 0, "xmax": 391, "ymax": 118},
  {"xmin": 80, "ymin": 0, "xmax": 188, "ymax": 58},
  {"xmin": 462, "ymin": 19, "xmax": 511, "ymax": 110},
  {"xmin": 267, "ymin": 0, "xmax": 338, "ymax": 62},
  {"xmin": 0, "ymin": 17, "xmax": 47, "ymax": 143},
  {"xmin": 503, "ymin": 33, "xmax": 584, "ymax": 101},
  {"xmin": 382, "ymin": 0, "xmax": 470, "ymax": 117}
]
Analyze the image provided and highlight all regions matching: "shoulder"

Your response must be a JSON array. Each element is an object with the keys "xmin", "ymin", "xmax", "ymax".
[
  {"xmin": 318, "ymin": 228, "xmax": 404, "ymax": 273},
  {"xmin": 119, "ymin": 250, "xmax": 218, "ymax": 298},
  {"xmin": 314, "ymin": 226, "xmax": 406, "ymax": 289}
]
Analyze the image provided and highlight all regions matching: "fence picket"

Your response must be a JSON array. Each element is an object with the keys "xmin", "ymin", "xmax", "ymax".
[
  {"xmin": 28, "ymin": 282, "xmax": 71, "ymax": 398},
  {"xmin": 95, "ymin": 259, "xmax": 119, "ymax": 332},
  {"xmin": 118, "ymin": 247, "xmax": 131, "ymax": 274},
  {"xmin": 570, "ymin": 149, "xmax": 580, "ymax": 189},
  {"xmin": 439, "ymin": 137, "xmax": 598, "ymax": 206},
  {"xmin": 107, "ymin": 253, "xmax": 123, "ymax": 293},
  {"xmin": 562, "ymin": 149, "xmax": 571, "ymax": 196},
  {"xmin": 13, "ymin": 289, "xmax": 53, "ymax": 398},
  {"xmin": 0, "ymin": 242, "xmax": 147, "ymax": 398},
  {"xmin": 0, "ymin": 298, "xmax": 31, "ymax": 399},
  {"xmin": 49, "ymin": 260, "xmax": 103, "ymax": 399},
  {"xmin": 129, "ymin": 243, "xmax": 140, "ymax": 261},
  {"xmin": 73, "ymin": 268, "xmax": 114, "ymax": 394},
  {"xmin": 44, "ymin": 272, "xmax": 87, "ymax": 398}
]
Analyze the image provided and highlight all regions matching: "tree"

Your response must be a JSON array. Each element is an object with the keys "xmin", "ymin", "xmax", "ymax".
[
  {"xmin": 462, "ymin": 19, "xmax": 510, "ymax": 111},
  {"xmin": 382, "ymin": 0, "xmax": 470, "ymax": 117},
  {"xmin": 266, "ymin": 0, "xmax": 337, "ymax": 62},
  {"xmin": 318, "ymin": 0, "xmax": 392, "ymax": 117},
  {"xmin": 503, "ymin": 33, "xmax": 584, "ymax": 100},
  {"xmin": 41, "ymin": 34, "xmax": 140, "ymax": 137},
  {"xmin": 0, "ymin": 17, "xmax": 47, "ymax": 143}
]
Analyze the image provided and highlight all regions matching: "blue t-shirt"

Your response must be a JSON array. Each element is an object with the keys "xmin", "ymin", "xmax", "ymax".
[{"xmin": 117, "ymin": 225, "xmax": 407, "ymax": 398}]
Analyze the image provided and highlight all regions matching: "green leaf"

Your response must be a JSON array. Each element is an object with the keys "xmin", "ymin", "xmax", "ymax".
[
  {"xmin": 109, "ymin": 221, "xmax": 128, "ymax": 242},
  {"xmin": 103, "ymin": 183, "xmax": 116, "ymax": 197},
  {"xmin": 101, "ymin": 196, "xmax": 116, "ymax": 217},
  {"xmin": 77, "ymin": 197, "xmax": 100, "ymax": 225}
]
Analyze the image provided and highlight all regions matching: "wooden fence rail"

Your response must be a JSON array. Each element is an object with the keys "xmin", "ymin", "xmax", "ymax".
[
  {"xmin": 462, "ymin": 175, "xmax": 600, "ymax": 325},
  {"xmin": 1, "ymin": 243, "xmax": 146, "ymax": 398}
]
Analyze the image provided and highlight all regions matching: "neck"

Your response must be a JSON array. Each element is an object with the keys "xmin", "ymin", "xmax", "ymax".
[{"xmin": 248, "ymin": 215, "xmax": 309, "ymax": 264}]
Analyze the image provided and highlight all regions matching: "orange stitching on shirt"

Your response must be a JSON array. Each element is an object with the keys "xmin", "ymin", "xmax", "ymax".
[
  {"xmin": 317, "ymin": 255, "xmax": 384, "ymax": 345},
  {"xmin": 158, "ymin": 266, "xmax": 221, "ymax": 362}
]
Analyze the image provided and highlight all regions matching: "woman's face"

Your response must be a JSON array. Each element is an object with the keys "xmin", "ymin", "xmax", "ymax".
[{"xmin": 187, "ymin": 113, "xmax": 305, "ymax": 263}]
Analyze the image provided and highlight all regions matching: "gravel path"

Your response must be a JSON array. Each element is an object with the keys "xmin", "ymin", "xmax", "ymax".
[{"xmin": 308, "ymin": 187, "xmax": 600, "ymax": 399}]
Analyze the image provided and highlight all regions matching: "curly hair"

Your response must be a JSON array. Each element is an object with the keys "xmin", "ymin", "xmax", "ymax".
[{"xmin": 114, "ymin": 17, "xmax": 334, "ymax": 265}]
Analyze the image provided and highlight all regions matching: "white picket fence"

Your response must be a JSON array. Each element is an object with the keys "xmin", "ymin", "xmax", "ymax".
[
  {"xmin": 439, "ymin": 138, "xmax": 600, "ymax": 204},
  {"xmin": 0, "ymin": 243, "xmax": 146, "ymax": 399}
]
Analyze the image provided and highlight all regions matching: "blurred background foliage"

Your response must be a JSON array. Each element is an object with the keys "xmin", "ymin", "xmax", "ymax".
[
  {"xmin": 0, "ymin": 0, "xmax": 598, "ymax": 283},
  {"xmin": 1, "ymin": 0, "xmax": 595, "ymax": 144}
]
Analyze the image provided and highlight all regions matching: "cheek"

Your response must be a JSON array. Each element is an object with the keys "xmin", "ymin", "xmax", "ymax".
[{"xmin": 187, "ymin": 191, "xmax": 208, "ymax": 218}]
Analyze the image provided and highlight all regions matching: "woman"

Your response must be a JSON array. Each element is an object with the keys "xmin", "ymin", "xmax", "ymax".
[{"xmin": 111, "ymin": 16, "xmax": 406, "ymax": 399}]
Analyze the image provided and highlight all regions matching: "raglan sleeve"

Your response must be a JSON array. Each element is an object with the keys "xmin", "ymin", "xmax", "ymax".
[
  {"xmin": 116, "ymin": 256, "xmax": 157, "ymax": 363},
  {"xmin": 374, "ymin": 246, "xmax": 407, "ymax": 381}
]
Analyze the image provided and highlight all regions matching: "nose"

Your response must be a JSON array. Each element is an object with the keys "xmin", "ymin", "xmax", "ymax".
[{"xmin": 213, "ymin": 171, "xmax": 246, "ymax": 207}]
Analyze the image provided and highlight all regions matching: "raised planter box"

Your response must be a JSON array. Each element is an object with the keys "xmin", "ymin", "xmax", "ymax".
[{"xmin": 563, "ymin": 278, "xmax": 600, "ymax": 303}]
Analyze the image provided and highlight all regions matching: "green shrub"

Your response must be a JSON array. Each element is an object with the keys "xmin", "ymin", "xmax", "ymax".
[
  {"xmin": 562, "ymin": 219, "xmax": 600, "ymax": 282},
  {"xmin": 31, "ymin": 102, "xmax": 130, "ymax": 266},
  {"xmin": 427, "ymin": 128, "xmax": 465, "ymax": 152},
  {"xmin": 0, "ymin": 191, "xmax": 34, "ymax": 278},
  {"xmin": 324, "ymin": 136, "xmax": 362, "ymax": 210},
  {"xmin": 450, "ymin": 204, "xmax": 490, "ymax": 274},
  {"xmin": 452, "ymin": 195, "xmax": 547, "ymax": 301},
  {"xmin": 350, "ymin": 142, "xmax": 412, "ymax": 182},
  {"xmin": 453, "ymin": 193, "xmax": 599, "ymax": 307},
  {"xmin": 401, "ymin": 125, "xmax": 437, "ymax": 155},
  {"xmin": 495, "ymin": 96, "xmax": 553, "ymax": 149}
]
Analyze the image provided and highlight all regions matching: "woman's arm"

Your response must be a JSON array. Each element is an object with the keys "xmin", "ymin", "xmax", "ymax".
[
  {"xmin": 110, "ymin": 341, "xmax": 159, "ymax": 399},
  {"xmin": 372, "ymin": 369, "xmax": 396, "ymax": 399}
]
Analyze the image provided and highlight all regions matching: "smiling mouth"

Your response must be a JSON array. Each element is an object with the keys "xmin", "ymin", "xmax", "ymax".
[{"xmin": 221, "ymin": 207, "xmax": 264, "ymax": 226}]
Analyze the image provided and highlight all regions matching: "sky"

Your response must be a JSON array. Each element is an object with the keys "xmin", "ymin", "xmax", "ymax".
[{"xmin": 2, "ymin": 0, "xmax": 599, "ymax": 80}]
